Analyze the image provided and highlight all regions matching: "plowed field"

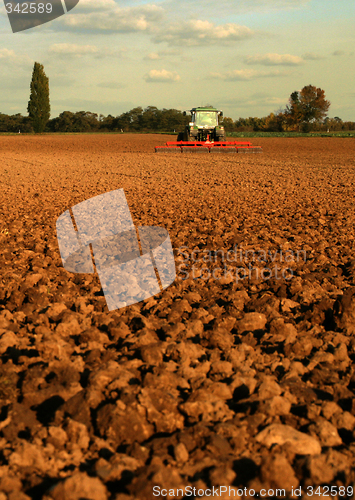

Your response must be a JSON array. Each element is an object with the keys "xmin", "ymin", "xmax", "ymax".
[{"xmin": 1, "ymin": 134, "xmax": 355, "ymax": 499}]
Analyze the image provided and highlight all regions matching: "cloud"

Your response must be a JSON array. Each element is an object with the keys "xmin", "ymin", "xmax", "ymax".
[
  {"xmin": 221, "ymin": 94, "xmax": 288, "ymax": 110},
  {"xmin": 49, "ymin": 75, "xmax": 77, "ymax": 87},
  {"xmin": 0, "ymin": 49, "xmax": 17, "ymax": 60},
  {"xmin": 302, "ymin": 52, "xmax": 325, "ymax": 60},
  {"xmin": 245, "ymin": 53, "xmax": 304, "ymax": 66},
  {"xmin": 161, "ymin": 0, "xmax": 310, "ymax": 17},
  {"xmin": 153, "ymin": 19, "xmax": 254, "ymax": 46},
  {"xmin": 144, "ymin": 69, "xmax": 181, "ymax": 83},
  {"xmin": 48, "ymin": 44, "xmax": 126, "ymax": 59},
  {"xmin": 75, "ymin": 0, "xmax": 117, "ymax": 10},
  {"xmin": 143, "ymin": 49, "xmax": 182, "ymax": 60},
  {"xmin": 49, "ymin": 44, "xmax": 99, "ymax": 56},
  {"xmin": 263, "ymin": 96, "xmax": 287, "ymax": 106},
  {"xmin": 0, "ymin": 48, "xmax": 32, "ymax": 67},
  {"xmin": 145, "ymin": 52, "xmax": 161, "ymax": 60},
  {"xmin": 210, "ymin": 69, "xmax": 288, "ymax": 81},
  {"xmin": 97, "ymin": 82, "xmax": 126, "ymax": 89},
  {"xmin": 332, "ymin": 50, "xmax": 345, "ymax": 56},
  {"xmin": 60, "ymin": 4, "xmax": 164, "ymax": 33},
  {"xmin": 51, "ymin": 97, "xmax": 135, "ymax": 115}
]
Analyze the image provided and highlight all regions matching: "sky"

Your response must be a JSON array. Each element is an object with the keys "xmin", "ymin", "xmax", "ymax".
[{"xmin": 0, "ymin": 0, "xmax": 354, "ymax": 120}]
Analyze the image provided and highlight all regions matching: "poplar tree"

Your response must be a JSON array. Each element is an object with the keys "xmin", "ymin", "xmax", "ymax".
[{"xmin": 27, "ymin": 62, "xmax": 50, "ymax": 133}]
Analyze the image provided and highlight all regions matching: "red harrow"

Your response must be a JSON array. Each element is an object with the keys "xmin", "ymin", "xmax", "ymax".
[{"xmin": 155, "ymin": 140, "xmax": 262, "ymax": 154}]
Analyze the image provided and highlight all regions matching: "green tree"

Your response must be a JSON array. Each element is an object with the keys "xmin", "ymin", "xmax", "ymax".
[
  {"xmin": 285, "ymin": 91, "xmax": 303, "ymax": 130},
  {"xmin": 27, "ymin": 62, "xmax": 50, "ymax": 133},
  {"xmin": 142, "ymin": 106, "xmax": 160, "ymax": 130},
  {"xmin": 285, "ymin": 85, "xmax": 330, "ymax": 132},
  {"xmin": 127, "ymin": 107, "xmax": 143, "ymax": 131},
  {"xmin": 221, "ymin": 116, "xmax": 234, "ymax": 132}
]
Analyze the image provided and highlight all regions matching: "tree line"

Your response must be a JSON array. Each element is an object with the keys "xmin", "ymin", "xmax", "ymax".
[
  {"xmin": 1, "ymin": 62, "xmax": 354, "ymax": 134},
  {"xmin": 1, "ymin": 105, "xmax": 354, "ymax": 134},
  {"xmin": 0, "ymin": 107, "xmax": 190, "ymax": 133}
]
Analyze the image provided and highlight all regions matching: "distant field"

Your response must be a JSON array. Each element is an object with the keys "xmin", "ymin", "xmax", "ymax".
[
  {"xmin": 228, "ymin": 130, "xmax": 355, "ymax": 138},
  {"xmin": 1, "ymin": 130, "xmax": 355, "ymax": 137}
]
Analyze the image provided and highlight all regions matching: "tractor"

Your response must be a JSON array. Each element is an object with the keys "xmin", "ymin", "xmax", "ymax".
[
  {"xmin": 155, "ymin": 106, "xmax": 262, "ymax": 153},
  {"xmin": 178, "ymin": 107, "xmax": 226, "ymax": 142}
]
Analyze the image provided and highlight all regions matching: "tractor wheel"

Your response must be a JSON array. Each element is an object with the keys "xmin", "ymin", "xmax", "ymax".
[
  {"xmin": 177, "ymin": 132, "xmax": 184, "ymax": 142},
  {"xmin": 214, "ymin": 132, "xmax": 225, "ymax": 142},
  {"xmin": 184, "ymin": 130, "xmax": 195, "ymax": 142}
]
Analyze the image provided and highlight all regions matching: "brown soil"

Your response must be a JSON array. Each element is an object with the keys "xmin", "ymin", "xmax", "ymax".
[{"xmin": 1, "ymin": 134, "xmax": 355, "ymax": 499}]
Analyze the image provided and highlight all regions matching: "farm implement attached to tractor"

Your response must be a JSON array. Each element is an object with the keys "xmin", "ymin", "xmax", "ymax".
[
  {"xmin": 155, "ymin": 106, "xmax": 262, "ymax": 154},
  {"xmin": 155, "ymin": 140, "xmax": 262, "ymax": 154}
]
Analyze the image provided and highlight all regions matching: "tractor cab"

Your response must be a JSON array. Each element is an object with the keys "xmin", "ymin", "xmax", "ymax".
[{"xmin": 191, "ymin": 110, "xmax": 219, "ymax": 128}]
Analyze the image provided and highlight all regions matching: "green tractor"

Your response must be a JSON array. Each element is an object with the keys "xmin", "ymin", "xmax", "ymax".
[{"xmin": 178, "ymin": 106, "xmax": 226, "ymax": 143}]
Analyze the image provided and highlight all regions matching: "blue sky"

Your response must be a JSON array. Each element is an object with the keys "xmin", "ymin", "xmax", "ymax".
[{"xmin": 0, "ymin": 0, "xmax": 354, "ymax": 120}]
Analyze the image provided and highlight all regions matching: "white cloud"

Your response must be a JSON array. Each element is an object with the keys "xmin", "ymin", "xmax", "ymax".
[
  {"xmin": 143, "ymin": 49, "xmax": 182, "ymax": 60},
  {"xmin": 210, "ymin": 69, "xmax": 288, "ymax": 81},
  {"xmin": 51, "ymin": 97, "xmax": 135, "ymax": 116},
  {"xmin": 48, "ymin": 44, "xmax": 126, "ymax": 59},
  {"xmin": 302, "ymin": 52, "xmax": 325, "ymax": 60},
  {"xmin": 75, "ymin": 0, "xmax": 116, "ymax": 10},
  {"xmin": 245, "ymin": 53, "xmax": 304, "ymax": 66},
  {"xmin": 161, "ymin": 0, "xmax": 310, "ymax": 16},
  {"xmin": 0, "ymin": 48, "xmax": 32, "ymax": 67},
  {"xmin": 144, "ymin": 69, "xmax": 181, "ymax": 82},
  {"xmin": 145, "ymin": 52, "xmax": 161, "ymax": 60},
  {"xmin": 60, "ymin": 4, "xmax": 164, "ymax": 33},
  {"xmin": 221, "ymin": 94, "xmax": 288, "ymax": 110},
  {"xmin": 49, "ymin": 44, "xmax": 99, "ymax": 55},
  {"xmin": 0, "ymin": 49, "xmax": 16, "ymax": 59},
  {"xmin": 263, "ymin": 96, "xmax": 288, "ymax": 106},
  {"xmin": 153, "ymin": 19, "xmax": 254, "ymax": 46}
]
